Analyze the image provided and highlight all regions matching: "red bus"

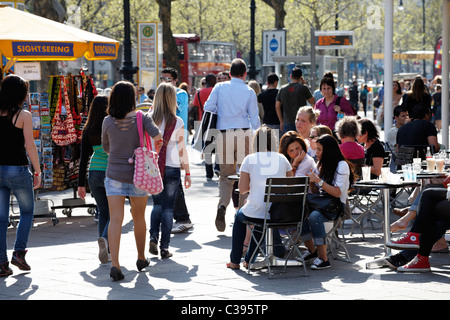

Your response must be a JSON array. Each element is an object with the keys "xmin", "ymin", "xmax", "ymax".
[{"xmin": 172, "ymin": 34, "xmax": 237, "ymax": 88}]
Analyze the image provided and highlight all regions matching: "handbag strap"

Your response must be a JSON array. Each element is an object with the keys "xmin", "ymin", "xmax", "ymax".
[
  {"xmin": 136, "ymin": 110, "xmax": 152, "ymax": 151},
  {"xmin": 60, "ymin": 76, "xmax": 73, "ymax": 119},
  {"xmin": 158, "ymin": 115, "xmax": 177, "ymax": 177}
]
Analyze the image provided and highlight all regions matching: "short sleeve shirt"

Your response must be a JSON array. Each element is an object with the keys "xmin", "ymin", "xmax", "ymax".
[{"xmin": 276, "ymin": 83, "xmax": 313, "ymax": 124}]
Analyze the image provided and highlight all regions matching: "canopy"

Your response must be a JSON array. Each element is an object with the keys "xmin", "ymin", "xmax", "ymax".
[{"xmin": 0, "ymin": 6, "xmax": 119, "ymax": 65}]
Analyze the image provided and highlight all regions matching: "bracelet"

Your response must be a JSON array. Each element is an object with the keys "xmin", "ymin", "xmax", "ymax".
[
  {"xmin": 185, "ymin": 173, "xmax": 191, "ymax": 176},
  {"xmin": 34, "ymin": 172, "xmax": 41, "ymax": 176}
]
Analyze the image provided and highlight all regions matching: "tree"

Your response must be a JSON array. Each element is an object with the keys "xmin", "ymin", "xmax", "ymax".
[
  {"xmin": 156, "ymin": 0, "xmax": 181, "ymax": 76},
  {"xmin": 261, "ymin": 0, "xmax": 286, "ymax": 29}
]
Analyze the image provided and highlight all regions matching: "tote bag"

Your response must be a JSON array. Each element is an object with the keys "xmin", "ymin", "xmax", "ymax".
[
  {"xmin": 192, "ymin": 109, "xmax": 217, "ymax": 152},
  {"xmin": 52, "ymin": 77, "xmax": 77, "ymax": 146},
  {"xmin": 133, "ymin": 110, "xmax": 163, "ymax": 195}
]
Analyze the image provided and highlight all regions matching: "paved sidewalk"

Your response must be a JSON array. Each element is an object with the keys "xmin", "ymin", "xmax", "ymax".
[{"xmin": 2, "ymin": 145, "xmax": 450, "ymax": 301}]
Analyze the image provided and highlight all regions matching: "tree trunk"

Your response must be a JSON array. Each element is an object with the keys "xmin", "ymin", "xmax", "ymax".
[
  {"xmin": 156, "ymin": 0, "xmax": 181, "ymax": 78},
  {"xmin": 261, "ymin": 0, "xmax": 286, "ymax": 29},
  {"xmin": 29, "ymin": 0, "xmax": 66, "ymax": 92}
]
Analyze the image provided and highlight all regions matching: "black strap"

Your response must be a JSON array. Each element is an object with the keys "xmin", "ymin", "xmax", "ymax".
[{"xmin": 335, "ymin": 96, "xmax": 342, "ymax": 107}]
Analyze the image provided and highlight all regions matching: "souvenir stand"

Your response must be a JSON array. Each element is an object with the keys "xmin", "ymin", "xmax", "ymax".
[{"xmin": 0, "ymin": 6, "xmax": 119, "ymax": 225}]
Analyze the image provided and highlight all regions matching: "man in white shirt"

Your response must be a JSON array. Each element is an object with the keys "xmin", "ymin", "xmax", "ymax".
[{"xmin": 204, "ymin": 58, "xmax": 261, "ymax": 232}]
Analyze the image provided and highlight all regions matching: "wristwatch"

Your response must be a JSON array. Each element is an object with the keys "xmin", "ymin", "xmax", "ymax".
[{"xmin": 318, "ymin": 180, "xmax": 324, "ymax": 187}]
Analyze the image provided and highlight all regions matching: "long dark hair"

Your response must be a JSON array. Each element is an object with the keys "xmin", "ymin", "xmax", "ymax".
[
  {"xmin": 107, "ymin": 81, "xmax": 136, "ymax": 119},
  {"xmin": 0, "ymin": 75, "xmax": 29, "ymax": 119},
  {"xmin": 316, "ymin": 134, "xmax": 355, "ymax": 186},
  {"xmin": 83, "ymin": 95, "xmax": 108, "ymax": 134}
]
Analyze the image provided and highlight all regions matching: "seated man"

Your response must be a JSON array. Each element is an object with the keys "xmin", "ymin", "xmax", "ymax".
[{"xmin": 396, "ymin": 103, "xmax": 439, "ymax": 159}]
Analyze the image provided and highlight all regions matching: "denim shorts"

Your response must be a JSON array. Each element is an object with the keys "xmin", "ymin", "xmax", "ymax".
[{"xmin": 104, "ymin": 177, "xmax": 148, "ymax": 197}]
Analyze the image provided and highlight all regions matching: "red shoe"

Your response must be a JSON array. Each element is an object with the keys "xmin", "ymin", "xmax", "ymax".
[
  {"xmin": 397, "ymin": 254, "xmax": 431, "ymax": 272},
  {"xmin": 386, "ymin": 232, "xmax": 420, "ymax": 250}
]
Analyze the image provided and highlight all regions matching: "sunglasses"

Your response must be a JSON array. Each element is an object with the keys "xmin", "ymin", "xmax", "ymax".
[
  {"xmin": 201, "ymin": 82, "xmax": 206, "ymax": 85},
  {"xmin": 160, "ymin": 76, "xmax": 173, "ymax": 82},
  {"xmin": 309, "ymin": 135, "xmax": 318, "ymax": 139}
]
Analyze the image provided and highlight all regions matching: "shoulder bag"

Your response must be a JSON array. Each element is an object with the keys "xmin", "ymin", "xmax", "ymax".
[
  {"xmin": 52, "ymin": 76, "xmax": 77, "ymax": 146},
  {"xmin": 306, "ymin": 191, "xmax": 343, "ymax": 220},
  {"xmin": 133, "ymin": 110, "xmax": 163, "ymax": 195}
]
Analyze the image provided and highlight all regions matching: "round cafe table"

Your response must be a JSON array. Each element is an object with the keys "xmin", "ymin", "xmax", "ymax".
[{"xmin": 353, "ymin": 179, "xmax": 420, "ymax": 269}]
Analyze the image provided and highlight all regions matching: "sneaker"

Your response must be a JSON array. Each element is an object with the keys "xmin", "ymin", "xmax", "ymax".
[
  {"xmin": 171, "ymin": 221, "xmax": 194, "ymax": 234},
  {"xmin": 386, "ymin": 232, "xmax": 420, "ymax": 250},
  {"xmin": 149, "ymin": 240, "xmax": 158, "ymax": 255},
  {"xmin": 385, "ymin": 253, "xmax": 409, "ymax": 270},
  {"xmin": 215, "ymin": 205, "xmax": 226, "ymax": 232},
  {"xmin": 297, "ymin": 250, "xmax": 318, "ymax": 262},
  {"xmin": 98, "ymin": 237, "xmax": 110, "ymax": 264},
  {"xmin": 311, "ymin": 257, "xmax": 331, "ymax": 270},
  {"xmin": 397, "ymin": 254, "xmax": 431, "ymax": 272},
  {"xmin": 0, "ymin": 261, "xmax": 13, "ymax": 277},
  {"xmin": 161, "ymin": 249, "xmax": 173, "ymax": 259},
  {"xmin": 11, "ymin": 250, "xmax": 30, "ymax": 271}
]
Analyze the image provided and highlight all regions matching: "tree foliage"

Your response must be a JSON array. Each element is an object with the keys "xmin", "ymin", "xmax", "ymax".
[{"xmin": 61, "ymin": 0, "xmax": 443, "ymax": 77}]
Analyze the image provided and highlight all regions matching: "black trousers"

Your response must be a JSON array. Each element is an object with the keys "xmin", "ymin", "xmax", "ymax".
[{"xmin": 411, "ymin": 188, "xmax": 450, "ymax": 257}]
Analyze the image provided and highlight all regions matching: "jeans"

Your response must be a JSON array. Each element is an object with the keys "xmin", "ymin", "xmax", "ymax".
[
  {"xmin": 150, "ymin": 166, "xmax": 180, "ymax": 250},
  {"xmin": 230, "ymin": 209, "xmax": 285, "ymax": 264},
  {"xmin": 88, "ymin": 170, "xmax": 109, "ymax": 239},
  {"xmin": 302, "ymin": 210, "xmax": 339, "ymax": 246},
  {"xmin": 0, "ymin": 166, "xmax": 34, "ymax": 264}
]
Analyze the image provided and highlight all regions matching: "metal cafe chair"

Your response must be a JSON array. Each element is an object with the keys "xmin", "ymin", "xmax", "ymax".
[
  {"xmin": 349, "ymin": 151, "xmax": 391, "ymax": 239},
  {"xmin": 244, "ymin": 177, "xmax": 309, "ymax": 278}
]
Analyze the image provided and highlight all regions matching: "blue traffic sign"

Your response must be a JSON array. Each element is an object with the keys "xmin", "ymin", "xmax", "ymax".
[{"xmin": 269, "ymin": 38, "xmax": 278, "ymax": 52}]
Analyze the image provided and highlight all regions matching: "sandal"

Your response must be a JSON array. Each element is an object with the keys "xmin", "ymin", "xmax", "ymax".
[{"xmin": 226, "ymin": 262, "xmax": 240, "ymax": 269}]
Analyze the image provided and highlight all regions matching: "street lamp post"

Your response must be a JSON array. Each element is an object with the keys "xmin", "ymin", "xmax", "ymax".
[
  {"xmin": 422, "ymin": 0, "xmax": 426, "ymax": 77},
  {"xmin": 248, "ymin": 0, "xmax": 256, "ymax": 80},
  {"xmin": 119, "ymin": 0, "xmax": 137, "ymax": 83}
]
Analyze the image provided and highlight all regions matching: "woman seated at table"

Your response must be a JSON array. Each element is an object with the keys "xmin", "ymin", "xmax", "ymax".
[
  {"xmin": 227, "ymin": 126, "xmax": 293, "ymax": 269},
  {"xmin": 295, "ymin": 106, "xmax": 320, "ymax": 156},
  {"xmin": 302, "ymin": 134, "xmax": 355, "ymax": 270},
  {"xmin": 335, "ymin": 116, "xmax": 365, "ymax": 177},
  {"xmin": 357, "ymin": 118, "xmax": 385, "ymax": 179},
  {"xmin": 308, "ymin": 125, "xmax": 332, "ymax": 161},
  {"xmin": 279, "ymin": 131, "xmax": 317, "ymax": 177}
]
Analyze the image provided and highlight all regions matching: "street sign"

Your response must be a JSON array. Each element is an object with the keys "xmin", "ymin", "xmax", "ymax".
[
  {"xmin": 262, "ymin": 29, "xmax": 286, "ymax": 66},
  {"xmin": 314, "ymin": 31, "xmax": 354, "ymax": 50},
  {"xmin": 137, "ymin": 21, "xmax": 163, "ymax": 91}
]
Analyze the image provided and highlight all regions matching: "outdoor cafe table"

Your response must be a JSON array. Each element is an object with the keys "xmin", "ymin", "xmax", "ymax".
[{"xmin": 354, "ymin": 180, "xmax": 419, "ymax": 269}]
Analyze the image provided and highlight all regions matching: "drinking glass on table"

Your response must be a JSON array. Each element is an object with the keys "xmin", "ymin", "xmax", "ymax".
[
  {"xmin": 361, "ymin": 166, "xmax": 371, "ymax": 181},
  {"xmin": 426, "ymin": 157, "xmax": 436, "ymax": 172}
]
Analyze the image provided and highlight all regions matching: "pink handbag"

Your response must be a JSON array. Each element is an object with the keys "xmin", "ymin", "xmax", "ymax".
[{"xmin": 133, "ymin": 110, "xmax": 163, "ymax": 195}]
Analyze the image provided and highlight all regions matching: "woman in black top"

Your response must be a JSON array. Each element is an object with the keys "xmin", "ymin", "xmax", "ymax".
[
  {"xmin": 0, "ymin": 75, "xmax": 41, "ymax": 277},
  {"xmin": 402, "ymin": 76, "xmax": 432, "ymax": 119},
  {"xmin": 357, "ymin": 118, "xmax": 385, "ymax": 179}
]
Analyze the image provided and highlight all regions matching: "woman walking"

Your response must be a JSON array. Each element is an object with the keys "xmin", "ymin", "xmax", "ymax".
[
  {"xmin": 149, "ymin": 83, "xmax": 191, "ymax": 259},
  {"xmin": 102, "ymin": 81, "xmax": 162, "ymax": 281},
  {"xmin": 77, "ymin": 96, "xmax": 110, "ymax": 264},
  {"xmin": 0, "ymin": 75, "xmax": 41, "ymax": 277}
]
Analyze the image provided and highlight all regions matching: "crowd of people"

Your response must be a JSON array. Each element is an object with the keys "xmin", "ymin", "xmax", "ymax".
[{"xmin": 1, "ymin": 60, "xmax": 449, "ymax": 280}]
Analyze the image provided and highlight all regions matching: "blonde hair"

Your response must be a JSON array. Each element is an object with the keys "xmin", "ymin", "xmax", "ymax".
[
  {"xmin": 248, "ymin": 80, "xmax": 261, "ymax": 95},
  {"xmin": 297, "ymin": 106, "xmax": 320, "ymax": 124},
  {"xmin": 152, "ymin": 82, "xmax": 177, "ymax": 126}
]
